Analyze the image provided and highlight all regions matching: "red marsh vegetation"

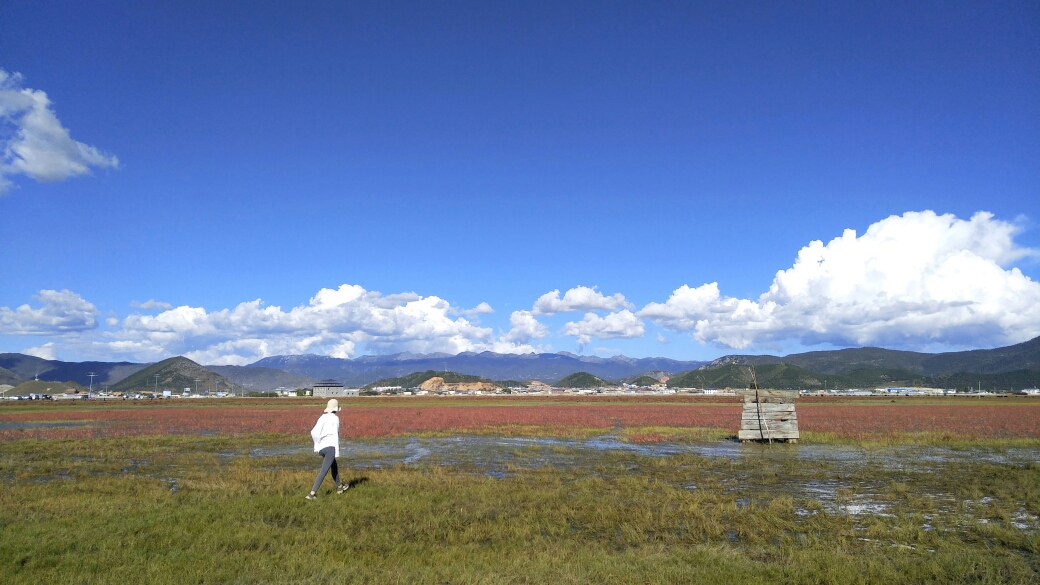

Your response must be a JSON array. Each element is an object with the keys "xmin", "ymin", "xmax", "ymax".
[{"xmin": 1, "ymin": 396, "xmax": 1038, "ymax": 440}]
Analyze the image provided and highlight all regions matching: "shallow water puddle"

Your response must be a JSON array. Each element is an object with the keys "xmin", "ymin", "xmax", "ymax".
[
  {"xmin": 250, "ymin": 433, "xmax": 1040, "ymax": 472},
  {"xmin": 241, "ymin": 433, "xmax": 1040, "ymax": 530}
]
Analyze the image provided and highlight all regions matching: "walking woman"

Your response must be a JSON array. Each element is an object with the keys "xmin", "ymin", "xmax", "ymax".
[{"xmin": 306, "ymin": 398, "xmax": 349, "ymax": 500}]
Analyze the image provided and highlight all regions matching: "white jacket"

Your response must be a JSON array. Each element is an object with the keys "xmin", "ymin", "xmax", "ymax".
[{"xmin": 310, "ymin": 412, "xmax": 340, "ymax": 457}]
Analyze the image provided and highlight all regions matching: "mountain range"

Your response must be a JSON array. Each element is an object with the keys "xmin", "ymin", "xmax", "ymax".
[
  {"xmin": 0, "ymin": 335, "xmax": 1037, "ymax": 391},
  {"xmin": 249, "ymin": 351, "xmax": 709, "ymax": 386},
  {"xmin": 0, "ymin": 353, "xmax": 147, "ymax": 388},
  {"xmin": 206, "ymin": 365, "xmax": 316, "ymax": 392}
]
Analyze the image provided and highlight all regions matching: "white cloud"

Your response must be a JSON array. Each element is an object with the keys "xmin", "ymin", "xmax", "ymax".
[
  {"xmin": 501, "ymin": 310, "xmax": 549, "ymax": 344},
  {"xmin": 104, "ymin": 284, "xmax": 537, "ymax": 364},
  {"xmin": 656, "ymin": 333, "xmax": 668, "ymax": 344},
  {"xmin": 639, "ymin": 211, "xmax": 1040, "ymax": 350},
  {"xmin": 562, "ymin": 310, "xmax": 645, "ymax": 348},
  {"xmin": 0, "ymin": 69, "xmax": 118, "ymax": 193},
  {"xmin": 23, "ymin": 342, "xmax": 57, "ymax": 360},
  {"xmin": 455, "ymin": 302, "xmax": 494, "ymax": 318},
  {"xmin": 130, "ymin": 299, "xmax": 173, "ymax": 310},
  {"xmin": 532, "ymin": 286, "xmax": 633, "ymax": 315},
  {"xmin": 0, "ymin": 289, "xmax": 99, "ymax": 335}
]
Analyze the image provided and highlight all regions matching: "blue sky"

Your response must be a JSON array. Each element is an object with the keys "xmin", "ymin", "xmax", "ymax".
[{"xmin": 1, "ymin": 1, "xmax": 1038, "ymax": 365}]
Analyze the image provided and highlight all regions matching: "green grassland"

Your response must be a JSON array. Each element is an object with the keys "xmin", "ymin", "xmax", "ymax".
[{"xmin": 2, "ymin": 432, "xmax": 1038, "ymax": 584}]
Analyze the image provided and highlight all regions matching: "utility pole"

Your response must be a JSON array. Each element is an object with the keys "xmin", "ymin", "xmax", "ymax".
[
  {"xmin": 194, "ymin": 378, "xmax": 200, "ymax": 396},
  {"xmin": 87, "ymin": 372, "xmax": 97, "ymax": 395},
  {"xmin": 154, "ymin": 373, "xmax": 160, "ymax": 394}
]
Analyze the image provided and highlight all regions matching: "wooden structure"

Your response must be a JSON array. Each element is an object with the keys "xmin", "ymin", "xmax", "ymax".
[{"xmin": 738, "ymin": 389, "xmax": 799, "ymax": 443}]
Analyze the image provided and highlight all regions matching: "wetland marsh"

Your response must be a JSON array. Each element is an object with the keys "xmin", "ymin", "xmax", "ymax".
[{"xmin": 1, "ymin": 397, "xmax": 1038, "ymax": 583}]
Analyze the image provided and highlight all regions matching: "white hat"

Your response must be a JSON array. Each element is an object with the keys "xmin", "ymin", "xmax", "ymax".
[{"xmin": 324, "ymin": 399, "xmax": 341, "ymax": 413}]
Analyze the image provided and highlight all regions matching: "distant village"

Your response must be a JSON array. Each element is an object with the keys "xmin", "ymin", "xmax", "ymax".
[{"xmin": 3, "ymin": 373, "xmax": 1038, "ymax": 402}]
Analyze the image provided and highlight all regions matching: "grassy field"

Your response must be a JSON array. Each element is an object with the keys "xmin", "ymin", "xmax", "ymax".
[{"xmin": 1, "ymin": 397, "xmax": 1039, "ymax": 583}]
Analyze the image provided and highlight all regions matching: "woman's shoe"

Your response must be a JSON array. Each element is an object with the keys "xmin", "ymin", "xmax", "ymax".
[
  {"xmin": 305, "ymin": 492, "xmax": 317, "ymax": 500},
  {"xmin": 337, "ymin": 483, "xmax": 350, "ymax": 494}
]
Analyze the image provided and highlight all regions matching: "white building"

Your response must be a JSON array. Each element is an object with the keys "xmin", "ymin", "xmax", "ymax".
[{"xmin": 313, "ymin": 380, "xmax": 359, "ymax": 398}]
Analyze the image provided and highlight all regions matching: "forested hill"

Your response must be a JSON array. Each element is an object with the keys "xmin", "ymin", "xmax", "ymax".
[
  {"xmin": 0, "ymin": 353, "xmax": 147, "ymax": 386},
  {"xmin": 704, "ymin": 336, "xmax": 1040, "ymax": 376},
  {"xmin": 110, "ymin": 357, "xmax": 234, "ymax": 394},
  {"xmin": 362, "ymin": 371, "xmax": 496, "ymax": 390},
  {"xmin": 555, "ymin": 372, "xmax": 615, "ymax": 388},
  {"xmin": 666, "ymin": 362, "xmax": 1040, "ymax": 391}
]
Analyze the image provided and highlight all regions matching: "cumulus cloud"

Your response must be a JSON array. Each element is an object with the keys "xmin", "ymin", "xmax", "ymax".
[
  {"xmin": 104, "ymin": 284, "xmax": 538, "ymax": 365},
  {"xmin": 23, "ymin": 342, "xmax": 57, "ymax": 360},
  {"xmin": 639, "ymin": 211, "xmax": 1040, "ymax": 350},
  {"xmin": 562, "ymin": 310, "xmax": 645, "ymax": 348},
  {"xmin": 130, "ymin": 299, "xmax": 173, "ymax": 311},
  {"xmin": 455, "ymin": 302, "xmax": 494, "ymax": 318},
  {"xmin": 501, "ymin": 310, "xmax": 549, "ymax": 344},
  {"xmin": 0, "ymin": 289, "xmax": 99, "ymax": 335},
  {"xmin": 532, "ymin": 286, "xmax": 633, "ymax": 315},
  {"xmin": 0, "ymin": 69, "xmax": 118, "ymax": 193}
]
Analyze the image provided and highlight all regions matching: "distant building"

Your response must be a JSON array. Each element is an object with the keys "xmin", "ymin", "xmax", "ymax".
[{"xmin": 313, "ymin": 380, "xmax": 359, "ymax": 397}]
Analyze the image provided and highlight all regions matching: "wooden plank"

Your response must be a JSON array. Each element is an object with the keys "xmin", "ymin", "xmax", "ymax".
[
  {"xmin": 740, "ymin": 419, "xmax": 798, "ymax": 428},
  {"xmin": 739, "ymin": 430, "xmax": 800, "ymax": 440},
  {"xmin": 740, "ymin": 407, "xmax": 796, "ymax": 415},
  {"xmin": 742, "ymin": 421, "xmax": 796, "ymax": 427},
  {"xmin": 740, "ymin": 423, "xmax": 799, "ymax": 432},
  {"xmin": 738, "ymin": 426, "xmax": 799, "ymax": 433},
  {"xmin": 740, "ymin": 417, "xmax": 796, "ymax": 423},
  {"xmin": 739, "ymin": 389, "xmax": 798, "ymax": 403},
  {"xmin": 741, "ymin": 422, "xmax": 797, "ymax": 429},
  {"xmin": 741, "ymin": 403, "xmax": 795, "ymax": 411},
  {"xmin": 745, "ymin": 396, "xmax": 797, "ymax": 404},
  {"xmin": 739, "ymin": 421, "xmax": 799, "ymax": 429},
  {"xmin": 740, "ymin": 416, "xmax": 794, "ymax": 426},
  {"xmin": 740, "ymin": 405, "xmax": 795, "ymax": 418}
]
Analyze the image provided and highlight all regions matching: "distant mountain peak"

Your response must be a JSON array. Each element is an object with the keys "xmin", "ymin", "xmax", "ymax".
[{"xmin": 248, "ymin": 350, "xmax": 709, "ymax": 386}]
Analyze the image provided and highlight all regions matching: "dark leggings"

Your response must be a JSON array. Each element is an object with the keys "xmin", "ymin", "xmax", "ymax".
[{"xmin": 311, "ymin": 446, "xmax": 340, "ymax": 493}]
